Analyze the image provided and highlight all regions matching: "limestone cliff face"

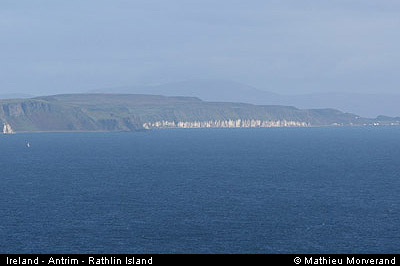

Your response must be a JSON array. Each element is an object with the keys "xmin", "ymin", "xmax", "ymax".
[
  {"xmin": 1, "ymin": 101, "xmax": 51, "ymax": 117},
  {"xmin": 0, "ymin": 100, "xmax": 143, "ymax": 133},
  {"xmin": 0, "ymin": 100, "xmax": 95, "ymax": 132},
  {"xmin": 143, "ymin": 119, "xmax": 310, "ymax": 129},
  {"xmin": 2, "ymin": 123, "xmax": 14, "ymax": 134}
]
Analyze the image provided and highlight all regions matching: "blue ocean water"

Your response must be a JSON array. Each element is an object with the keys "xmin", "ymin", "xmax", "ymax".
[{"xmin": 0, "ymin": 127, "xmax": 399, "ymax": 254}]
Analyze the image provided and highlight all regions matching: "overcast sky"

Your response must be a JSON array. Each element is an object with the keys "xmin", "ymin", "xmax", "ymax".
[{"xmin": 1, "ymin": 0, "xmax": 399, "ymax": 95}]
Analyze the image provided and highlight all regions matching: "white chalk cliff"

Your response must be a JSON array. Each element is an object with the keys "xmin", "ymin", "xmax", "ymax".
[
  {"xmin": 2, "ymin": 123, "xmax": 15, "ymax": 134},
  {"xmin": 143, "ymin": 119, "xmax": 310, "ymax": 129}
]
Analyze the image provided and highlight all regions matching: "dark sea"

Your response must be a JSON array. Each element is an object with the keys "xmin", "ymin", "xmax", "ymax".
[{"xmin": 0, "ymin": 127, "xmax": 399, "ymax": 254}]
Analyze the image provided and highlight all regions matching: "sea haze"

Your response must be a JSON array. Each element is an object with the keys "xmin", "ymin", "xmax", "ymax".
[{"xmin": 0, "ymin": 127, "xmax": 399, "ymax": 253}]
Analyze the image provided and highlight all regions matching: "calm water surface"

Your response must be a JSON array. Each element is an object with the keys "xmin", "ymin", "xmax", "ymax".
[{"xmin": 0, "ymin": 127, "xmax": 399, "ymax": 253}]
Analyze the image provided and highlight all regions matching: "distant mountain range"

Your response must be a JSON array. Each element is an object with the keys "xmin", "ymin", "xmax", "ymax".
[
  {"xmin": 0, "ymin": 93, "xmax": 35, "ymax": 99},
  {"xmin": 90, "ymin": 80, "xmax": 400, "ymax": 118},
  {"xmin": 1, "ymin": 93, "xmax": 399, "ymax": 133}
]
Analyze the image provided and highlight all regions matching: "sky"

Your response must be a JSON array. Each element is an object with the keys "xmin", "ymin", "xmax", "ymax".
[{"xmin": 1, "ymin": 0, "xmax": 399, "ymax": 96}]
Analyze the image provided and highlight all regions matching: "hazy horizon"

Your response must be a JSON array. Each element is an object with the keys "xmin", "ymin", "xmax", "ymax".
[{"xmin": 1, "ymin": 0, "xmax": 399, "ymax": 97}]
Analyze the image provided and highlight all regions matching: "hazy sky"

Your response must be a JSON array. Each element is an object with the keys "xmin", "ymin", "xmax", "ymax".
[{"xmin": 1, "ymin": 0, "xmax": 399, "ymax": 95}]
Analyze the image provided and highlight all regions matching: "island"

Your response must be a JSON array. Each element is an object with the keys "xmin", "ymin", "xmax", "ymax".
[{"xmin": 1, "ymin": 93, "xmax": 399, "ymax": 133}]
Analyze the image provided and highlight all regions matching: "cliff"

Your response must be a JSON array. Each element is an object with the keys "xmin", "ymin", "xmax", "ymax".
[
  {"xmin": 0, "ymin": 98, "xmax": 143, "ymax": 132},
  {"xmin": 1, "ymin": 94, "xmax": 399, "ymax": 133}
]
